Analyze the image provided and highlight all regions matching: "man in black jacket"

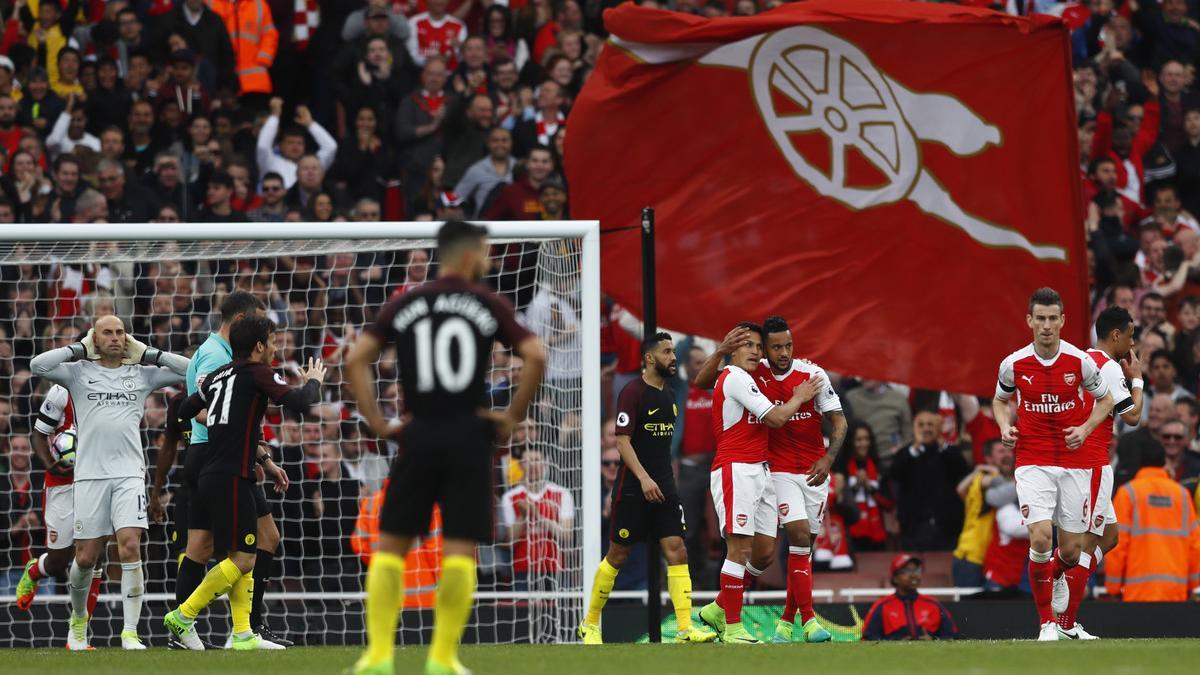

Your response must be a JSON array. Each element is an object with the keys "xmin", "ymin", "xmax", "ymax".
[
  {"xmin": 99, "ymin": 158, "xmax": 160, "ymax": 223},
  {"xmin": 152, "ymin": 0, "xmax": 237, "ymax": 96},
  {"xmin": 886, "ymin": 410, "xmax": 970, "ymax": 551}
]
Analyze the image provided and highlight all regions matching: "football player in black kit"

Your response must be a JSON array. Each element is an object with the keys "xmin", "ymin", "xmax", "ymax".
[
  {"xmin": 345, "ymin": 220, "xmax": 547, "ymax": 675},
  {"xmin": 577, "ymin": 332, "xmax": 716, "ymax": 644}
]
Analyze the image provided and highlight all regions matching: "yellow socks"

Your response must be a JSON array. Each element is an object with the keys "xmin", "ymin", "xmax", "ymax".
[
  {"xmin": 585, "ymin": 558, "xmax": 620, "ymax": 625},
  {"xmin": 230, "ymin": 570, "xmax": 254, "ymax": 635},
  {"xmin": 667, "ymin": 564, "xmax": 693, "ymax": 631},
  {"xmin": 181, "ymin": 558, "xmax": 241, "ymax": 620},
  {"xmin": 363, "ymin": 551, "xmax": 406, "ymax": 665},
  {"xmin": 429, "ymin": 555, "xmax": 476, "ymax": 668}
]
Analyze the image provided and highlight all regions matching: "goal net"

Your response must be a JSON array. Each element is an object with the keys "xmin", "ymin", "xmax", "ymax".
[{"xmin": 0, "ymin": 221, "xmax": 601, "ymax": 649}]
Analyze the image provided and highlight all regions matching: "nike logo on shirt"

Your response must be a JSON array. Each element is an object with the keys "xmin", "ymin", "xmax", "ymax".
[{"xmin": 648, "ymin": 408, "xmax": 659, "ymax": 415}]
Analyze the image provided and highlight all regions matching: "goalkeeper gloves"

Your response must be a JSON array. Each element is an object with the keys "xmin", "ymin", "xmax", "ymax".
[
  {"xmin": 123, "ymin": 335, "xmax": 163, "ymax": 366},
  {"xmin": 68, "ymin": 329, "xmax": 101, "ymax": 361}
]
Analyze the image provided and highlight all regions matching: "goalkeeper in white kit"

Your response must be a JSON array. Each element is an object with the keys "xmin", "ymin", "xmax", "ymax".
[{"xmin": 31, "ymin": 315, "xmax": 190, "ymax": 650}]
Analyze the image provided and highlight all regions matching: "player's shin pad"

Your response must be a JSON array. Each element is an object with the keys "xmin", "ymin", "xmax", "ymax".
[
  {"xmin": 182, "ymin": 559, "xmax": 241, "ymax": 620},
  {"xmin": 667, "ymin": 564, "xmax": 692, "ymax": 632},
  {"xmin": 363, "ymin": 552, "xmax": 406, "ymax": 665},
  {"xmin": 430, "ymin": 555, "xmax": 476, "ymax": 667}
]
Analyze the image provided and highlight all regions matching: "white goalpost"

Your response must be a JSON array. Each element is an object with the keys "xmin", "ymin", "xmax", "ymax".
[{"xmin": 0, "ymin": 221, "xmax": 601, "ymax": 648}]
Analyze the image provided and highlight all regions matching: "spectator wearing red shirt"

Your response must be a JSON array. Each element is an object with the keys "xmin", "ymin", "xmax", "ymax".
[
  {"xmin": 0, "ymin": 95, "xmax": 21, "ymax": 158},
  {"xmin": 406, "ymin": 0, "xmax": 467, "ymax": 69},
  {"xmin": 483, "ymin": 144, "xmax": 554, "ymax": 220},
  {"xmin": 862, "ymin": 554, "xmax": 959, "ymax": 641},
  {"xmin": 500, "ymin": 448, "xmax": 575, "ymax": 589},
  {"xmin": 531, "ymin": 0, "xmax": 582, "ymax": 67}
]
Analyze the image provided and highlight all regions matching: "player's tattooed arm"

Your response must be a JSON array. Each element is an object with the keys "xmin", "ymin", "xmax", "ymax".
[{"xmin": 807, "ymin": 411, "xmax": 846, "ymax": 487}]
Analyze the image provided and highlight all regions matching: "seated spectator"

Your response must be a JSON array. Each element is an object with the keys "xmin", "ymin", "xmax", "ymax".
[
  {"xmin": 1161, "ymin": 418, "xmax": 1200, "ymax": 481},
  {"xmin": 330, "ymin": 106, "xmax": 393, "ymax": 204},
  {"xmin": 48, "ymin": 154, "xmax": 84, "ymax": 222},
  {"xmin": 0, "ymin": 95, "xmax": 20, "ymax": 158},
  {"xmin": 837, "ymin": 421, "xmax": 889, "ymax": 552},
  {"xmin": 1106, "ymin": 439, "xmax": 1200, "ymax": 601},
  {"xmin": 152, "ymin": 0, "xmax": 237, "ymax": 95},
  {"xmin": 500, "ymin": 448, "xmax": 575, "ymax": 590},
  {"xmin": 483, "ymin": 144, "xmax": 555, "ymax": 221},
  {"xmin": 513, "ymin": 79, "xmax": 565, "ymax": 158},
  {"xmin": 147, "ymin": 152, "xmax": 196, "ymax": 221},
  {"xmin": 194, "ymin": 170, "xmax": 246, "ymax": 223},
  {"xmin": 450, "ymin": 36, "xmax": 491, "ymax": 100},
  {"xmin": 51, "ymin": 47, "xmax": 83, "ymax": 99},
  {"xmin": 98, "ymin": 157, "xmax": 160, "ymax": 223},
  {"xmin": 454, "ymin": 126, "xmax": 514, "ymax": 218},
  {"xmin": 334, "ymin": 34, "xmax": 410, "ymax": 139},
  {"xmin": 257, "ymin": 97, "xmax": 337, "ymax": 189},
  {"xmin": 410, "ymin": 155, "xmax": 447, "ymax": 216},
  {"xmin": 17, "ymin": 69, "xmax": 63, "ymax": 137},
  {"xmin": 156, "ymin": 49, "xmax": 209, "ymax": 117},
  {"xmin": 1147, "ymin": 348, "xmax": 1194, "ymax": 401},
  {"xmin": 862, "ymin": 554, "xmax": 959, "ymax": 641},
  {"xmin": 123, "ymin": 99, "xmax": 167, "ymax": 176},
  {"xmin": 249, "ymin": 171, "xmax": 287, "ymax": 222},
  {"xmin": 6, "ymin": 150, "xmax": 53, "ymax": 222},
  {"xmin": 483, "ymin": 6, "xmax": 529, "ymax": 71},
  {"xmin": 538, "ymin": 176, "xmax": 567, "ymax": 220},
  {"xmin": 285, "ymin": 154, "xmax": 343, "ymax": 212},
  {"xmin": 885, "ymin": 410, "xmax": 970, "ymax": 551}
]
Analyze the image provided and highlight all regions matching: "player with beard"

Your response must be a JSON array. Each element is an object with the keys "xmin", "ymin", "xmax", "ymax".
[
  {"xmin": 1055, "ymin": 306, "xmax": 1144, "ymax": 638},
  {"xmin": 577, "ymin": 333, "xmax": 716, "ymax": 645}
]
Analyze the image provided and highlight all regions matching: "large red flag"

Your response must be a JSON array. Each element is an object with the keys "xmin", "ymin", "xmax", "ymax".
[{"xmin": 565, "ymin": 1, "xmax": 1087, "ymax": 395}]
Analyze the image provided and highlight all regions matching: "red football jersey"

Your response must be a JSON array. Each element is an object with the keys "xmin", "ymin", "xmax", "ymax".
[
  {"xmin": 995, "ymin": 341, "xmax": 1108, "ymax": 469},
  {"xmin": 407, "ymin": 13, "xmax": 467, "ymax": 69},
  {"xmin": 681, "ymin": 384, "xmax": 715, "ymax": 458},
  {"xmin": 711, "ymin": 365, "xmax": 775, "ymax": 470},
  {"xmin": 1081, "ymin": 348, "xmax": 1135, "ymax": 468},
  {"xmin": 500, "ymin": 482, "xmax": 575, "ymax": 574},
  {"xmin": 33, "ymin": 384, "xmax": 75, "ymax": 488},
  {"xmin": 753, "ymin": 359, "xmax": 842, "ymax": 474}
]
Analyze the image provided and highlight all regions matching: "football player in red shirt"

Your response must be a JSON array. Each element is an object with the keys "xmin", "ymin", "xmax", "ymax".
[
  {"xmin": 993, "ymin": 287, "xmax": 1115, "ymax": 640},
  {"xmin": 691, "ymin": 322, "xmax": 809, "ymax": 644},
  {"xmin": 1056, "ymin": 306, "xmax": 1143, "ymax": 639}
]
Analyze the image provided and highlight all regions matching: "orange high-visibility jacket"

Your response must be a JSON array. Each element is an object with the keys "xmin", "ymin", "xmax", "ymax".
[
  {"xmin": 208, "ymin": 0, "xmax": 277, "ymax": 94},
  {"xmin": 350, "ymin": 480, "xmax": 443, "ymax": 609},
  {"xmin": 1105, "ymin": 467, "xmax": 1200, "ymax": 601}
]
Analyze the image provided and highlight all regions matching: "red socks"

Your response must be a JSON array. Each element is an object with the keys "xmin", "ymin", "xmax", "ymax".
[
  {"xmin": 718, "ymin": 560, "xmax": 746, "ymax": 625},
  {"xmin": 1028, "ymin": 552, "xmax": 1055, "ymax": 625},
  {"xmin": 781, "ymin": 547, "xmax": 813, "ymax": 624},
  {"xmin": 1051, "ymin": 548, "xmax": 1077, "ymax": 579},
  {"xmin": 1057, "ymin": 551, "xmax": 1097, "ymax": 630},
  {"xmin": 86, "ymin": 573, "xmax": 102, "ymax": 618}
]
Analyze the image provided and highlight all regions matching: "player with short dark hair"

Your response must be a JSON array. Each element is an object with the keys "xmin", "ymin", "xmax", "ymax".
[
  {"xmin": 688, "ymin": 322, "xmax": 810, "ymax": 643},
  {"xmin": 163, "ymin": 316, "xmax": 325, "ymax": 650},
  {"xmin": 692, "ymin": 316, "xmax": 842, "ymax": 643},
  {"xmin": 577, "ymin": 332, "xmax": 716, "ymax": 645},
  {"xmin": 1055, "ymin": 306, "xmax": 1144, "ymax": 638},
  {"xmin": 153, "ymin": 289, "xmax": 288, "ymax": 649},
  {"xmin": 993, "ymin": 287, "xmax": 1116, "ymax": 640},
  {"xmin": 345, "ymin": 220, "xmax": 547, "ymax": 675}
]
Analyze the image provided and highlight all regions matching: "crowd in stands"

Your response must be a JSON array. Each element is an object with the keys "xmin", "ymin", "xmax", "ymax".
[{"xmin": 2, "ymin": 0, "xmax": 1200, "ymax": 608}]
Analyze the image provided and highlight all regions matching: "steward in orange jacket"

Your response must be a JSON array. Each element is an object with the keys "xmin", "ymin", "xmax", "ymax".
[
  {"xmin": 351, "ymin": 480, "xmax": 443, "ymax": 609},
  {"xmin": 1106, "ymin": 443, "xmax": 1200, "ymax": 602},
  {"xmin": 208, "ymin": 0, "xmax": 277, "ymax": 94}
]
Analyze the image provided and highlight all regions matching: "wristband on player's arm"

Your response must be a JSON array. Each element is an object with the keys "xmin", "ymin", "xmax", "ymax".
[
  {"xmin": 140, "ymin": 347, "xmax": 164, "ymax": 366},
  {"xmin": 66, "ymin": 342, "xmax": 88, "ymax": 361},
  {"xmin": 1130, "ymin": 378, "xmax": 1144, "ymax": 390}
]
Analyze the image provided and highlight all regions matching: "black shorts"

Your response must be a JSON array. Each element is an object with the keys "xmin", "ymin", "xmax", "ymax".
[
  {"xmin": 194, "ymin": 473, "xmax": 259, "ymax": 554},
  {"xmin": 609, "ymin": 488, "xmax": 686, "ymax": 545},
  {"xmin": 253, "ymin": 483, "xmax": 271, "ymax": 518},
  {"xmin": 380, "ymin": 415, "xmax": 494, "ymax": 543},
  {"xmin": 171, "ymin": 442, "xmax": 209, "ymax": 552}
]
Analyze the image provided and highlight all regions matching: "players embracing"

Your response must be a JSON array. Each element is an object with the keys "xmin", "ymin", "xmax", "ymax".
[
  {"xmin": 993, "ymin": 288, "xmax": 1117, "ymax": 640},
  {"xmin": 693, "ymin": 317, "xmax": 844, "ymax": 644}
]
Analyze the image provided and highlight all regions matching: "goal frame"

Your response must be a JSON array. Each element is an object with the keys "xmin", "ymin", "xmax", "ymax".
[{"xmin": 0, "ymin": 220, "xmax": 603, "ymax": 643}]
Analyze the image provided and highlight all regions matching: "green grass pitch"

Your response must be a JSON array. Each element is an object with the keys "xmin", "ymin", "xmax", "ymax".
[{"xmin": 2, "ymin": 640, "xmax": 1198, "ymax": 675}]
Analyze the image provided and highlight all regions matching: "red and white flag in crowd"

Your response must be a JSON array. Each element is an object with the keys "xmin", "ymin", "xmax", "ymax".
[{"xmin": 565, "ymin": 0, "xmax": 1087, "ymax": 395}]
